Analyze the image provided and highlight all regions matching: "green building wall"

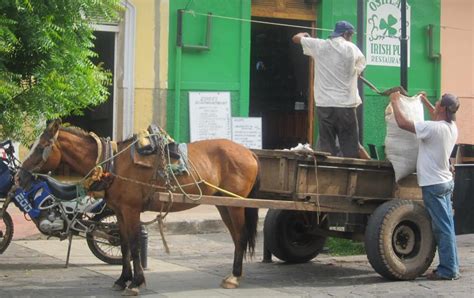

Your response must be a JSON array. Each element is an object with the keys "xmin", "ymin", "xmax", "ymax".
[
  {"xmin": 317, "ymin": 0, "xmax": 441, "ymax": 157},
  {"xmin": 167, "ymin": 0, "xmax": 251, "ymax": 142},
  {"xmin": 168, "ymin": 0, "xmax": 441, "ymax": 155}
]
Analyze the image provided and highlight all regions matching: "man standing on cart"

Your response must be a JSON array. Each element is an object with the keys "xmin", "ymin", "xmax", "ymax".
[
  {"xmin": 292, "ymin": 21, "xmax": 366, "ymax": 158},
  {"xmin": 390, "ymin": 91, "xmax": 460, "ymax": 280}
]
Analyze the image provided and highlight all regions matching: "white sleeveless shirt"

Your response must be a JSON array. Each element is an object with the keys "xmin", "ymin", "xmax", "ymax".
[{"xmin": 301, "ymin": 36, "xmax": 366, "ymax": 108}]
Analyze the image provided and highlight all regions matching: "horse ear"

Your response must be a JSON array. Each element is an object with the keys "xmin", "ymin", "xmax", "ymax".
[{"xmin": 46, "ymin": 119, "xmax": 61, "ymax": 137}]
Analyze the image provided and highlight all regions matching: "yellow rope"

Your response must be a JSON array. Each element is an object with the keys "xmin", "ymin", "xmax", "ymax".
[
  {"xmin": 84, "ymin": 131, "xmax": 247, "ymax": 203},
  {"xmin": 201, "ymin": 180, "xmax": 246, "ymax": 199},
  {"xmin": 157, "ymin": 216, "xmax": 170, "ymax": 254}
]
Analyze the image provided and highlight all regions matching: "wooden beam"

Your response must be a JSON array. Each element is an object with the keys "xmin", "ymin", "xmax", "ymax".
[
  {"xmin": 278, "ymin": 158, "xmax": 288, "ymax": 190},
  {"xmin": 154, "ymin": 192, "xmax": 386, "ymax": 214},
  {"xmin": 308, "ymin": 22, "xmax": 315, "ymax": 146},
  {"xmin": 251, "ymin": 0, "xmax": 317, "ymax": 21},
  {"xmin": 253, "ymin": 149, "xmax": 393, "ymax": 168},
  {"xmin": 346, "ymin": 171, "xmax": 358, "ymax": 196}
]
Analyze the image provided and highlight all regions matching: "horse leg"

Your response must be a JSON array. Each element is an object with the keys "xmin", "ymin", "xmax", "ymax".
[
  {"xmin": 112, "ymin": 213, "xmax": 133, "ymax": 290},
  {"xmin": 216, "ymin": 206, "xmax": 237, "ymax": 243},
  {"xmin": 122, "ymin": 209, "xmax": 146, "ymax": 296},
  {"xmin": 221, "ymin": 206, "xmax": 247, "ymax": 289}
]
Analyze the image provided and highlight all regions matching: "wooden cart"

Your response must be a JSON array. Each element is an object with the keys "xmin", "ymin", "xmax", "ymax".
[{"xmin": 156, "ymin": 149, "xmax": 435, "ymax": 281}]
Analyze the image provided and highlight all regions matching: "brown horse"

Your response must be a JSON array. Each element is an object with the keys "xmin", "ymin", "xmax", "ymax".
[{"xmin": 17, "ymin": 120, "xmax": 260, "ymax": 295}]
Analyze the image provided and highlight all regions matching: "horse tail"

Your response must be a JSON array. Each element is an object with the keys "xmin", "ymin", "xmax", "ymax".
[
  {"xmin": 244, "ymin": 152, "xmax": 260, "ymax": 257},
  {"xmin": 244, "ymin": 208, "xmax": 258, "ymax": 257}
]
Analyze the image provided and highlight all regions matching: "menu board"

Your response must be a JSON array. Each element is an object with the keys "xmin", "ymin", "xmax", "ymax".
[
  {"xmin": 231, "ymin": 117, "xmax": 262, "ymax": 149},
  {"xmin": 189, "ymin": 92, "xmax": 232, "ymax": 142}
]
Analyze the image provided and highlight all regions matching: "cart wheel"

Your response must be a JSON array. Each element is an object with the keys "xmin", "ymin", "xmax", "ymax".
[
  {"xmin": 365, "ymin": 200, "xmax": 435, "ymax": 280},
  {"xmin": 264, "ymin": 209, "xmax": 327, "ymax": 263}
]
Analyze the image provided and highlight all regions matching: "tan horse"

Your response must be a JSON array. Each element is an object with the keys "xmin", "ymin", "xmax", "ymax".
[{"xmin": 18, "ymin": 120, "xmax": 260, "ymax": 295}]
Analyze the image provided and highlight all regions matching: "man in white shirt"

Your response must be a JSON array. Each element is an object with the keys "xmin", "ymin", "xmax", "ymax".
[
  {"xmin": 292, "ymin": 21, "xmax": 366, "ymax": 157},
  {"xmin": 390, "ymin": 91, "xmax": 460, "ymax": 280}
]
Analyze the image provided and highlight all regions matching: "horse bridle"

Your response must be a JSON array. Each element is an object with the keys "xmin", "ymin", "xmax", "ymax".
[{"xmin": 30, "ymin": 130, "xmax": 60, "ymax": 173}]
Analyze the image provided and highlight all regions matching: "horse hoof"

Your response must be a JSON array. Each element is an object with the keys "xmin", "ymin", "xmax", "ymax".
[
  {"xmin": 112, "ymin": 283, "xmax": 126, "ymax": 291},
  {"xmin": 122, "ymin": 287, "xmax": 139, "ymax": 296},
  {"xmin": 220, "ymin": 274, "xmax": 240, "ymax": 289}
]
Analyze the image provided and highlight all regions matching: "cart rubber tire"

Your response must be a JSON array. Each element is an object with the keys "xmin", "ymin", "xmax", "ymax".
[
  {"xmin": 0, "ymin": 210, "xmax": 14, "ymax": 254},
  {"xmin": 264, "ymin": 209, "xmax": 327, "ymax": 263},
  {"xmin": 87, "ymin": 210, "xmax": 122, "ymax": 265},
  {"xmin": 365, "ymin": 200, "xmax": 435, "ymax": 280}
]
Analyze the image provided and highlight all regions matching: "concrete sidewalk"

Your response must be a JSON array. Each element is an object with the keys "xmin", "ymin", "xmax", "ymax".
[
  {"xmin": 4, "ymin": 203, "xmax": 474, "ymax": 297},
  {"xmin": 3, "ymin": 232, "xmax": 474, "ymax": 297}
]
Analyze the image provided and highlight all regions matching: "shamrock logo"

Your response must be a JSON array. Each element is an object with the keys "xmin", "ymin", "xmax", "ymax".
[{"xmin": 379, "ymin": 14, "xmax": 398, "ymax": 37}]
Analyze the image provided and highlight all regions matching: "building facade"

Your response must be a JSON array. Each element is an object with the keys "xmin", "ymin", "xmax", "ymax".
[
  {"xmin": 165, "ymin": 0, "xmax": 441, "ymax": 156},
  {"xmin": 440, "ymin": 0, "xmax": 474, "ymax": 145},
  {"xmin": 95, "ymin": 0, "xmax": 451, "ymax": 157}
]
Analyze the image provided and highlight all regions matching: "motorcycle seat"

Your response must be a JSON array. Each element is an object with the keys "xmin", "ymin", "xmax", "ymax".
[{"xmin": 43, "ymin": 176, "xmax": 78, "ymax": 201}]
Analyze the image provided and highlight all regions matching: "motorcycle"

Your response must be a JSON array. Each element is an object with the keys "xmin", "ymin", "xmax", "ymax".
[{"xmin": 0, "ymin": 140, "xmax": 121, "ymax": 266}]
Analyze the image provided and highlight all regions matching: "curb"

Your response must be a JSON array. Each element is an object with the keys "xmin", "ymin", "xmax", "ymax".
[
  {"xmin": 149, "ymin": 218, "xmax": 266, "ymax": 235},
  {"xmin": 15, "ymin": 218, "xmax": 266, "ymax": 240}
]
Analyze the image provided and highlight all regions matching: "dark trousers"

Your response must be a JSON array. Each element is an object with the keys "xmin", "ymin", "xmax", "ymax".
[{"xmin": 316, "ymin": 106, "xmax": 359, "ymax": 158}]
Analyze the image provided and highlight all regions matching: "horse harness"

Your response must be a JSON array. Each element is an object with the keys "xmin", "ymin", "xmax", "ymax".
[
  {"xmin": 132, "ymin": 124, "xmax": 182, "ymax": 189},
  {"xmin": 89, "ymin": 132, "xmax": 117, "ymax": 173},
  {"xmin": 85, "ymin": 132, "xmax": 117, "ymax": 191}
]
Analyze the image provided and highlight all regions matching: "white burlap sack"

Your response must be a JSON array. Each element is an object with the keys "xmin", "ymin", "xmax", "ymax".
[{"xmin": 384, "ymin": 94, "xmax": 424, "ymax": 182}]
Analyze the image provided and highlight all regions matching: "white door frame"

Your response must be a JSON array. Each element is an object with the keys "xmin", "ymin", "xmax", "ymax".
[
  {"xmin": 91, "ymin": 1, "xmax": 136, "ymax": 140},
  {"xmin": 120, "ymin": 0, "xmax": 136, "ymax": 139}
]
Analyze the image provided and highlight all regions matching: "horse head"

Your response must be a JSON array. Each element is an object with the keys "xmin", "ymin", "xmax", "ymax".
[{"xmin": 17, "ymin": 119, "xmax": 62, "ymax": 189}]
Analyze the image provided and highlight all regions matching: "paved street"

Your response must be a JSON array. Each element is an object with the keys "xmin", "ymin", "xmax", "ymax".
[{"xmin": 2, "ymin": 225, "xmax": 474, "ymax": 297}]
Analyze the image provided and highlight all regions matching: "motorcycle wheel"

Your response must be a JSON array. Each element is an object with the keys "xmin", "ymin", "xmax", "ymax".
[
  {"xmin": 0, "ymin": 210, "xmax": 14, "ymax": 254},
  {"xmin": 86, "ymin": 210, "xmax": 122, "ymax": 265}
]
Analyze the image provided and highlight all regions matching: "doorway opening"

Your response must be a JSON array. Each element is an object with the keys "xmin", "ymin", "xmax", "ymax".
[
  {"xmin": 249, "ymin": 18, "xmax": 312, "ymax": 149},
  {"xmin": 64, "ymin": 30, "xmax": 116, "ymax": 138}
]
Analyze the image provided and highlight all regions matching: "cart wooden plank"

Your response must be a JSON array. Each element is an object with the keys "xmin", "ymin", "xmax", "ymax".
[
  {"xmin": 154, "ymin": 192, "xmax": 390, "ymax": 214},
  {"xmin": 253, "ymin": 149, "xmax": 392, "ymax": 168},
  {"xmin": 252, "ymin": 149, "xmax": 422, "ymax": 201}
]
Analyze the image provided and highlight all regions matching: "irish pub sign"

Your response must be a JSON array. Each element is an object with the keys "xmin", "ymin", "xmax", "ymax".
[{"xmin": 366, "ymin": 0, "xmax": 411, "ymax": 67}]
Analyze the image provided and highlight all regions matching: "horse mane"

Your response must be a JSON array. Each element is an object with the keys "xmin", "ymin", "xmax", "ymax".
[
  {"xmin": 60, "ymin": 125, "xmax": 136, "ymax": 145},
  {"xmin": 59, "ymin": 125, "xmax": 90, "ymax": 138}
]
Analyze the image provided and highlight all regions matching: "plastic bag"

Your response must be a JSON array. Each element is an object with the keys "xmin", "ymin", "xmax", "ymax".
[{"xmin": 384, "ymin": 94, "xmax": 424, "ymax": 182}]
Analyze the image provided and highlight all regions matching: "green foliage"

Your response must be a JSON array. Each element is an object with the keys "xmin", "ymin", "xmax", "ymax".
[
  {"xmin": 326, "ymin": 237, "xmax": 366, "ymax": 256},
  {"xmin": 0, "ymin": 0, "xmax": 121, "ymax": 143}
]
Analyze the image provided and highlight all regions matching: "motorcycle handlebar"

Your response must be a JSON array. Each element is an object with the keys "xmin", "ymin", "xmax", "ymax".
[
  {"xmin": 0, "ymin": 140, "xmax": 14, "ymax": 154},
  {"xmin": 1, "ymin": 140, "xmax": 12, "ymax": 148}
]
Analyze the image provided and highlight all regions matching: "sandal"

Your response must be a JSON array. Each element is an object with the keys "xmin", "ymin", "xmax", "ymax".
[{"xmin": 426, "ymin": 270, "xmax": 460, "ymax": 281}]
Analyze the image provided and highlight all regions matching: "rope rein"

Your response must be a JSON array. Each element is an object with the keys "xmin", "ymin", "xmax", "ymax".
[{"xmin": 79, "ymin": 130, "xmax": 247, "ymax": 252}]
